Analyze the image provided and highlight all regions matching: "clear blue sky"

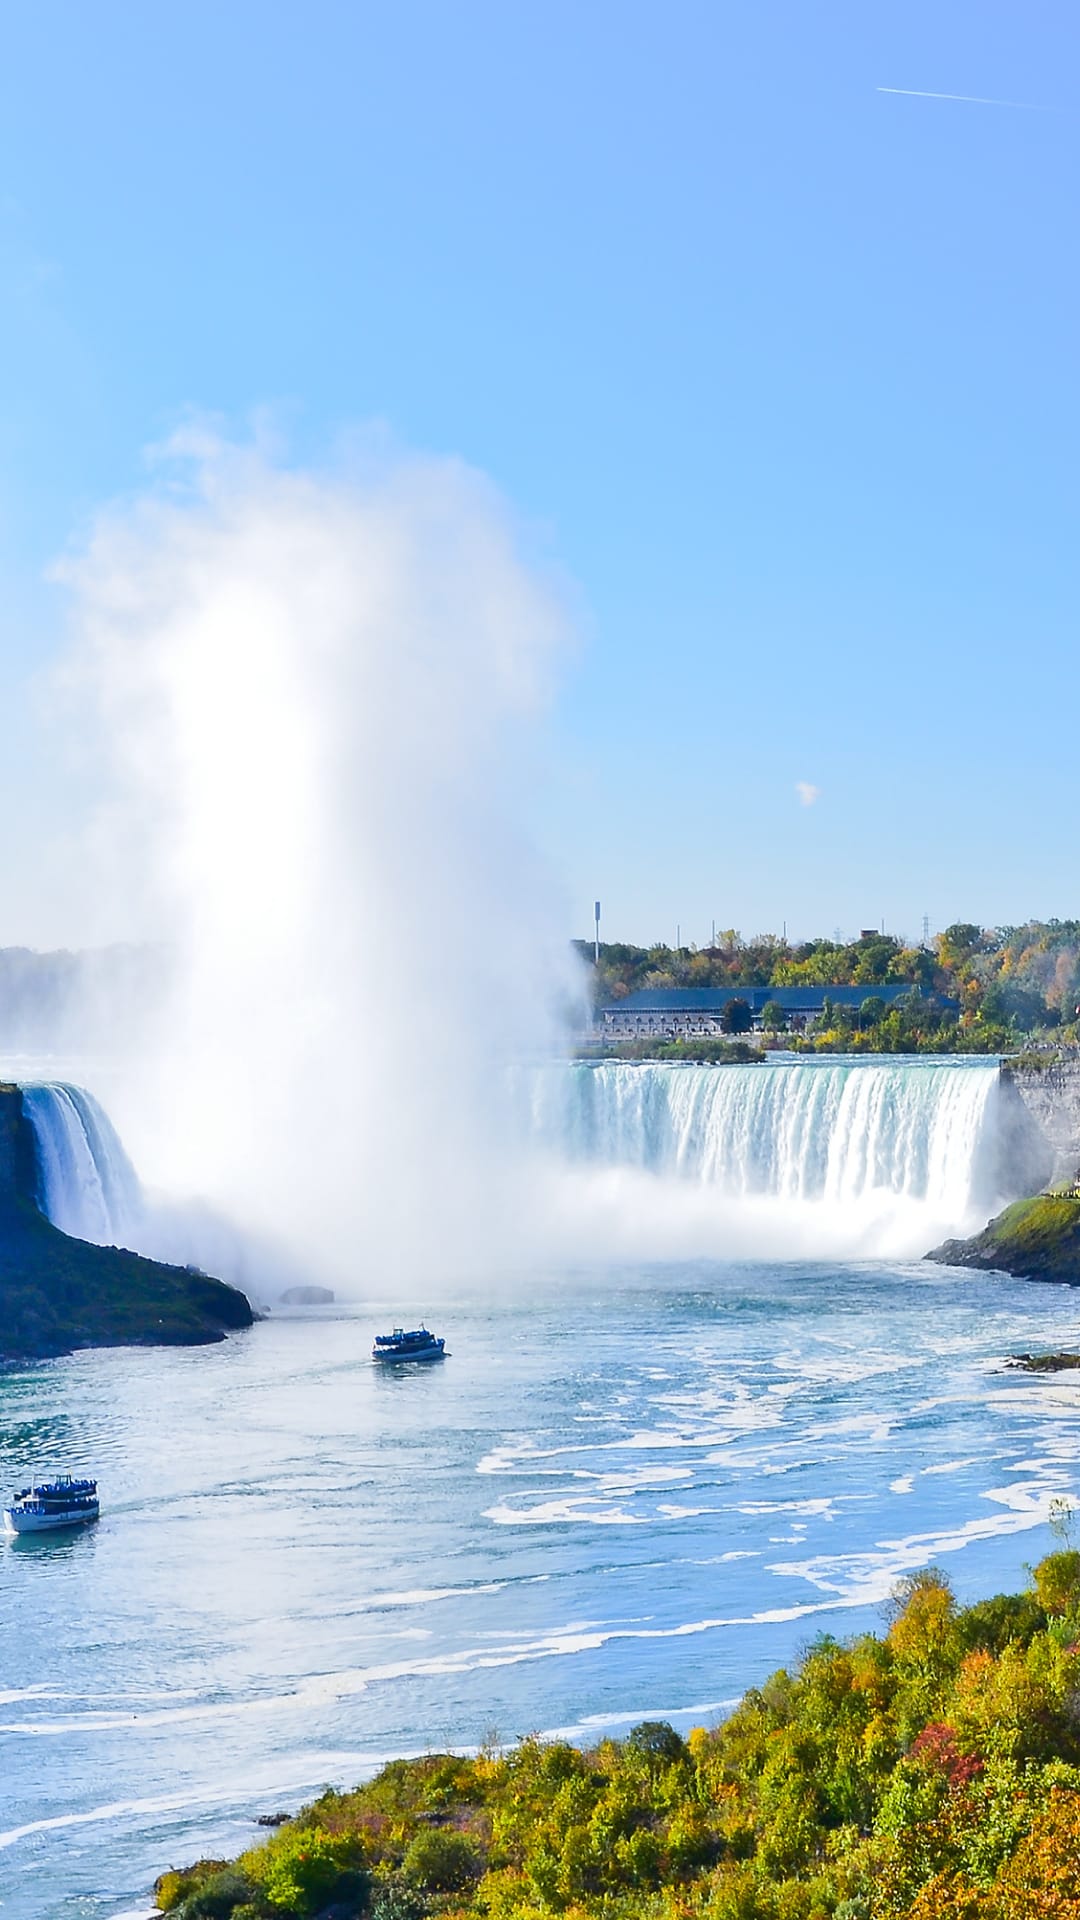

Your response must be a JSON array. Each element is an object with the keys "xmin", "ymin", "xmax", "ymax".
[{"xmin": 0, "ymin": 2, "xmax": 1076, "ymax": 948}]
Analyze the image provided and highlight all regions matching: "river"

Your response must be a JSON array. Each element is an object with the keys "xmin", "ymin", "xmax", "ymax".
[{"xmin": 4, "ymin": 1256, "xmax": 1080, "ymax": 1918}]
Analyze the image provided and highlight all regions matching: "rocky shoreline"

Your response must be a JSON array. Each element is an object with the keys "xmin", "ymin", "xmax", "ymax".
[{"xmin": 928, "ymin": 1189, "xmax": 1080, "ymax": 1286}]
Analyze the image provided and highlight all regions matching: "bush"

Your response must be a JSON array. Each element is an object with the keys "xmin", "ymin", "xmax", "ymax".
[
  {"xmin": 178, "ymin": 1873, "xmax": 257, "ymax": 1920},
  {"xmin": 624, "ymin": 1720, "xmax": 687, "ymax": 1765},
  {"xmin": 242, "ymin": 1823, "xmax": 368, "ymax": 1916},
  {"xmin": 155, "ymin": 1862, "xmax": 254, "ymax": 1916},
  {"xmin": 401, "ymin": 1827, "xmax": 480, "ymax": 1892},
  {"xmin": 367, "ymin": 1876, "xmax": 427, "ymax": 1920},
  {"xmin": 1033, "ymin": 1549, "xmax": 1080, "ymax": 1617}
]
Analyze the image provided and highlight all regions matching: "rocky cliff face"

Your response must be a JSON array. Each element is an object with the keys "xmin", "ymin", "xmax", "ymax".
[
  {"xmin": 0, "ymin": 1083, "xmax": 254, "ymax": 1362},
  {"xmin": 1003, "ymin": 1060, "xmax": 1080, "ymax": 1185},
  {"xmin": 0, "ymin": 1083, "xmax": 36, "ymax": 1201}
]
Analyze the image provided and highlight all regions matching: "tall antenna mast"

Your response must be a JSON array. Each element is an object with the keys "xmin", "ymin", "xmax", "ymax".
[{"xmin": 594, "ymin": 900, "xmax": 601, "ymax": 965}]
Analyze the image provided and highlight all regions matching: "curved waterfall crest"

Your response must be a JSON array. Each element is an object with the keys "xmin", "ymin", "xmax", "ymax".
[
  {"xmin": 20, "ymin": 1081, "xmax": 143, "ymax": 1248},
  {"xmin": 529, "ymin": 1058, "xmax": 1005, "ymax": 1215},
  {"xmin": 14, "ymin": 1058, "xmax": 1017, "ymax": 1270}
]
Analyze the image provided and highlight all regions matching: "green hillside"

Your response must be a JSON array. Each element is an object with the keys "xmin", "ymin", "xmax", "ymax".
[{"xmin": 155, "ymin": 1554, "xmax": 1080, "ymax": 1920}]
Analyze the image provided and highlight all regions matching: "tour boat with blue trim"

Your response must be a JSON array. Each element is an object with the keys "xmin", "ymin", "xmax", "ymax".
[
  {"xmin": 371, "ymin": 1326, "xmax": 446, "ymax": 1363},
  {"xmin": 3, "ymin": 1475, "xmax": 100, "ymax": 1535}
]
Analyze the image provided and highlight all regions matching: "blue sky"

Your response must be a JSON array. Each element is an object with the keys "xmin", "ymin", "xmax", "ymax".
[{"xmin": 0, "ymin": 2, "xmax": 1077, "ymax": 948}]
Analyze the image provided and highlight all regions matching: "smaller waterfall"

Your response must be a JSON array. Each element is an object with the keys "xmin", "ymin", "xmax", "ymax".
[{"xmin": 20, "ymin": 1082, "xmax": 143, "ymax": 1248}]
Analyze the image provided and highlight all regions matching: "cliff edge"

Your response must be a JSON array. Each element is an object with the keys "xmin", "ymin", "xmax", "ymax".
[
  {"xmin": 0, "ymin": 1084, "xmax": 254, "ymax": 1361},
  {"xmin": 928, "ymin": 1188, "xmax": 1080, "ymax": 1285}
]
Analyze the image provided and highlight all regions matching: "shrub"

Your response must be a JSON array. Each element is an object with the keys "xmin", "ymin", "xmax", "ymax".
[
  {"xmin": 178, "ymin": 1874, "xmax": 257, "ymax": 1920},
  {"xmin": 155, "ymin": 1862, "xmax": 253, "ymax": 1916},
  {"xmin": 402, "ymin": 1827, "xmax": 480, "ymax": 1892},
  {"xmin": 624, "ymin": 1720, "xmax": 686, "ymax": 1765},
  {"xmin": 242, "ymin": 1823, "xmax": 368, "ymax": 1915},
  {"xmin": 367, "ymin": 1875, "xmax": 428, "ymax": 1920},
  {"xmin": 1033, "ymin": 1549, "xmax": 1080, "ymax": 1617}
]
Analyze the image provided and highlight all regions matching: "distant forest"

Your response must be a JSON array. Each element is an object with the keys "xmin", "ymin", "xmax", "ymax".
[
  {"xmin": 0, "ymin": 945, "xmax": 167, "ymax": 1052},
  {"xmin": 572, "ymin": 923, "xmax": 1080, "ymax": 1056}
]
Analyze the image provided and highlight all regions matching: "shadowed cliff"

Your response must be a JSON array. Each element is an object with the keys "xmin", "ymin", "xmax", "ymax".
[{"xmin": 0, "ymin": 1085, "xmax": 254, "ymax": 1361}]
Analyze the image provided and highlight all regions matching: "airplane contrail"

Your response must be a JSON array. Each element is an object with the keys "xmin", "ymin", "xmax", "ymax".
[{"xmin": 877, "ymin": 86, "xmax": 1049, "ymax": 111}]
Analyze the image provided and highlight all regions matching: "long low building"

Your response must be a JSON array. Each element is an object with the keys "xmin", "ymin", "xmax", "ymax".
[{"xmin": 597, "ymin": 984, "xmax": 948, "ymax": 1039}]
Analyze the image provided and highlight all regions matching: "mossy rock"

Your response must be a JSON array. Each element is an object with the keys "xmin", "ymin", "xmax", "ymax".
[
  {"xmin": 1006, "ymin": 1352, "xmax": 1080, "ymax": 1372},
  {"xmin": 928, "ymin": 1190, "xmax": 1080, "ymax": 1284}
]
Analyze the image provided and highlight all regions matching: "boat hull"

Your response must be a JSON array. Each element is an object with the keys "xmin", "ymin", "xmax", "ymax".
[
  {"xmin": 372, "ymin": 1346, "xmax": 444, "ymax": 1363},
  {"xmin": 3, "ymin": 1504, "xmax": 99, "ymax": 1534}
]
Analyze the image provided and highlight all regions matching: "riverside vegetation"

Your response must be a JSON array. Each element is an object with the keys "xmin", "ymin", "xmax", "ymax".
[
  {"xmin": 157, "ymin": 1553, "xmax": 1080, "ymax": 1920},
  {"xmin": 577, "ymin": 922, "xmax": 1080, "ymax": 1056},
  {"xmin": 930, "ymin": 1188, "xmax": 1080, "ymax": 1288}
]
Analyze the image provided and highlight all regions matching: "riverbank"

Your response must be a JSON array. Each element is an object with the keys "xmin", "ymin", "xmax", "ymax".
[
  {"xmin": 155, "ymin": 1551, "xmax": 1080, "ymax": 1919},
  {"xmin": 574, "ymin": 1038, "xmax": 764, "ymax": 1064},
  {"xmin": 929, "ymin": 1188, "xmax": 1080, "ymax": 1286}
]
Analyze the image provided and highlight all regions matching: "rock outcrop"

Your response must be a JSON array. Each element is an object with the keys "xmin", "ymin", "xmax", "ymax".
[{"xmin": 928, "ymin": 1189, "xmax": 1080, "ymax": 1286}]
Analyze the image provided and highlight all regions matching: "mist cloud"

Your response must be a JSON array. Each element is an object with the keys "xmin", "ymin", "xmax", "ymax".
[{"xmin": 58, "ymin": 433, "xmax": 578, "ymax": 1284}]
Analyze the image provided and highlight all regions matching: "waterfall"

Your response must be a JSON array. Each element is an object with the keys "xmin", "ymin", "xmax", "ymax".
[
  {"xmin": 20, "ymin": 1082, "xmax": 143, "ymax": 1248},
  {"xmin": 11, "ymin": 1059, "xmax": 1024, "ymax": 1272},
  {"xmin": 526, "ymin": 1059, "xmax": 1009, "ymax": 1226}
]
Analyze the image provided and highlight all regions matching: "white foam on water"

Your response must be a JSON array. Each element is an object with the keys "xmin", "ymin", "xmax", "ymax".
[{"xmin": 771, "ymin": 1478, "xmax": 1069, "ymax": 1604}]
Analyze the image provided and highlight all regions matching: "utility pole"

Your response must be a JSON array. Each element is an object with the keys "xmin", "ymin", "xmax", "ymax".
[{"xmin": 594, "ymin": 900, "xmax": 601, "ymax": 965}]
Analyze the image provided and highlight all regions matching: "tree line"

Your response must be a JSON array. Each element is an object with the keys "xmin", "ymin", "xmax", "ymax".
[{"xmin": 574, "ymin": 922, "xmax": 1080, "ymax": 1055}]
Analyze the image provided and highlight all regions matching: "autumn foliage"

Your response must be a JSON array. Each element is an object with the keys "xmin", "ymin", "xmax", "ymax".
[
  {"xmin": 157, "ymin": 1554, "xmax": 1080, "ymax": 1920},
  {"xmin": 580, "ymin": 920, "xmax": 1080, "ymax": 1052}
]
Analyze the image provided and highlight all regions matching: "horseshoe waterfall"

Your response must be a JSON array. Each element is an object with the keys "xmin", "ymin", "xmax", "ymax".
[
  {"xmin": 12, "ymin": 1058, "xmax": 1045, "ymax": 1265},
  {"xmin": 526, "ymin": 1057, "xmax": 1040, "ymax": 1252}
]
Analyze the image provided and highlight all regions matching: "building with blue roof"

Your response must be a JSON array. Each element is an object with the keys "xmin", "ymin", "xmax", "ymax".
[{"xmin": 597, "ymin": 984, "xmax": 952, "ymax": 1039}]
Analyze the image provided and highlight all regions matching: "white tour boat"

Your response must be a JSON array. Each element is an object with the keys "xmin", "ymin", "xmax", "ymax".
[
  {"xmin": 3, "ymin": 1475, "xmax": 100, "ymax": 1535},
  {"xmin": 371, "ymin": 1326, "xmax": 446, "ymax": 1363}
]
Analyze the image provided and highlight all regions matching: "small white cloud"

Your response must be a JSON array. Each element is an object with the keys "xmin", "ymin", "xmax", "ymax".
[{"xmin": 795, "ymin": 782, "xmax": 821, "ymax": 808}]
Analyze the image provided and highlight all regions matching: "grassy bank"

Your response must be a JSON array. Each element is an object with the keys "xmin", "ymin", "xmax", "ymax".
[
  {"xmin": 157, "ymin": 1553, "xmax": 1080, "ymax": 1919},
  {"xmin": 929, "ymin": 1189, "xmax": 1080, "ymax": 1286},
  {"xmin": 574, "ymin": 1039, "xmax": 765, "ymax": 1065}
]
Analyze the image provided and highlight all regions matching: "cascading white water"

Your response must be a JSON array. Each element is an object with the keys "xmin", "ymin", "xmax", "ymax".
[
  {"xmin": 12, "ymin": 1058, "xmax": 1015, "ymax": 1274},
  {"xmin": 526, "ymin": 1058, "xmax": 1007, "ymax": 1241},
  {"xmin": 20, "ymin": 1082, "xmax": 143, "ymax": 1248}
]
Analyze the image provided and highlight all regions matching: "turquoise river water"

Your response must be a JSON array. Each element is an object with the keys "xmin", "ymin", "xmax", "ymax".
[{"xmin": 4, "ymin": 1259, "xmax": 1080, "ymax": 1918}]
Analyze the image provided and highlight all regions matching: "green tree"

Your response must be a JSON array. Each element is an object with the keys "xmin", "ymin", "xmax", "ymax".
[
  {"xmin": 402, "ymin": 1828, "xmax": 480, "ymax": 1892},
  {"xmin": 721, "ymin": 997, "xmax": 753, "ymax": 1034}
]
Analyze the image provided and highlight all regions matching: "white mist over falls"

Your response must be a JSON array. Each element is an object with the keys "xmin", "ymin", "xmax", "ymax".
[
  {"xmin": 50, "ymin": 435, "xmax": 579, "ymax": 1283},
  {"xmin": 20, "ymin": 436, "xmax": 1021, "ymax": 1280}
]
